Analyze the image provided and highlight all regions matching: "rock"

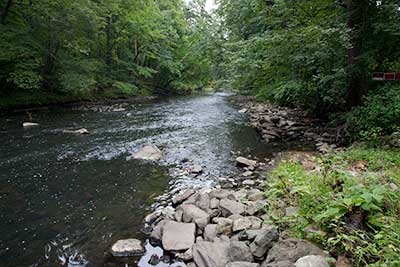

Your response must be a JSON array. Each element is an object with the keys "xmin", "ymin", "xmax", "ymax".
[
  {"xmin": 248, "ymin": 216, "xmax": 263, "ymax": 229},
  {"xmin": 210, "ymin": 189, "xmax": 232, "ymax": 199},
  {"xmin": 236, "ymin": 157, "xmax": 257, "ymax": 167},
  {"xmin": 150, "ymin": 220, "xmax": 168, "ymax": 242},
  {"xmin": 196, "ymin": 193, "xmax": 211, "ymax": 212},
  {"xmin": 261, "ymin": 261, "xmax": 295, "ymax": 267},
  {"xmin": 220, "ymin": 198, "xmax": 246, "ymax": 216},
  {"xmin": 242, "ymin": 180, "xmax": 255, "ymax": 186},
  {"xmin": 285, "ymin": 207, "xmax": 299, "ymax": 217},
  {"xmin": 227, "ymin": 262, "xmax": 259, "ymax": 267},
  {"xmin": 22, "ymin": 122, "xmax": 39, "ymax": 127},
  {"xmin": 162, "ymin": 221, "xmax": 195, "ymax": 251},
  {"xmin": 132, "ymin": 144, "xmax": 162, "ymax": 161},
  {"xmin": 335, "ymin": 255, "xmax": 351, "ymax": 267},
  {"xmin": 63, "ymin": 128, "xmax": 89, "ymax": 134},
  {"xmin": 191, "ymin": 165, "xmax": 203, "ymax": 174},
  {"xmin": 110, "ymin": 239, "xmax": 144, "ymax": 257},
  {"xmin": 144, "ymin": 210, "xmax": 162, "ymax": 224},
  {"xmin": 179, "ymin": 204, "xmax": 210, "ymax": 230},
  {"xmin": 250, "ymin": 225, "xmax": 278, "ymax": 258},
  {"xmin": 175, "ymin": 247, "xmax": 194, "ymax": 261},
  {"xmin": 210, "ymin": 198, "xmax": 220, "ymax": 209},
  {"xmin": 113, "ymin": 108, "xmax": 126, "ymax": 112},
  {"xmin": 232, "ymin": 217, "xmax": 253, "ymax": 232},
  {"xmin": 172, "ymin": 189, "xmax": 196, "ymax": 205},
  {"xmin": 175, "ymin": 209, "xmax": 184, "ymax": 222},
  {"xmin": 238, "ymin": 108, "xmax": 248, "ymax": 114},
  {"xmin": 242, "ymin": 171, "xmax": 254, "ymax": 177},
  {"xmin": 295, "ymin": 255, "xmax": 329, "ymax": 267},
  {"xmin": 193, "ymin": 240, "xmax": 230, "ymax": 267},
  {"xmin": 204, "ymin": 224, "xmax": 219, "ymax": 242},
  {"xmin": 228, "ymin": 241, "xmax": 253, "ymax": 262},
  {"xmin": 264, "ymin": 238, "xmax": 327, "ymax": 264},
  {"xmin": 248, "ymin": 191, "xmax": 265, "ymax": 202},
  {"xmin": 161, "ymin": 206, "xmax": 176, "ymax": 220},
  {"xmin": 213, "ymin": 217, "xmax": 233, "ymax": 236}
]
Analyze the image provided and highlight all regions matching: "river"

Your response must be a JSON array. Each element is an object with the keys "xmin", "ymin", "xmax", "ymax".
[{"xmin": 0, "ymin": 93, "xmax": 307, "ymax": 267}]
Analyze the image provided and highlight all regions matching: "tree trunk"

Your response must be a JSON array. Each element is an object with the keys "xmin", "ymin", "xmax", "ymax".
[
  {"xmin": 1, "ymin": 0, "xmax": 13, "ymax": 24},
  {"xmin": 346, "ymin": 0, "xmax": 368, "ymax": 108},
  {"xmin": 105, "ymin": 15, "xmax": 112, "ymax": 76}
]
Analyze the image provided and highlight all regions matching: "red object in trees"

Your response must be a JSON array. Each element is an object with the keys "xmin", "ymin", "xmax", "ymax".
[
  {"xmin": 373, "ymin": 73, "xmax": 384, "ymax": 80},
  {"xmin": 385, "ymin": 73, "xmax": 395, "ymax": 80}
]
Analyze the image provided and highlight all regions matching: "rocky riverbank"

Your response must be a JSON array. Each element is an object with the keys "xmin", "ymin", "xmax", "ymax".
[
  {"xmin": 234, "ymin": 97, "xmax": 344, "ymax": 153},
  {"xmin": 110, "ymin": 156, "xmax": 347, "ymax": 267}
]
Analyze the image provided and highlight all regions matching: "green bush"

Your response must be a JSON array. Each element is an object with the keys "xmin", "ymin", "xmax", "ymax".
[
  {"xmin": 347, "ymin": 85, "xmax": 400, "ymax": 139},
  {"xmin": 265, "ymin": 146, "xmax": 400, "ymax": 266}
]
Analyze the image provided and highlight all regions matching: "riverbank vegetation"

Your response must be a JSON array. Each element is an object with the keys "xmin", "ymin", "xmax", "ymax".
[
  {"xmin": 265, "ymin": 138, "xmax": 400, "ymax": 266},
  {"xmin": 212, "ymin": 0, "xmax": 400, "ymax": 140},
  {"xmin": 0, "ymin": 0, "xmax": 214, "ymax": 109}
]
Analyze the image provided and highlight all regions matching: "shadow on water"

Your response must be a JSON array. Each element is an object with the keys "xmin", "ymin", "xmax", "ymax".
[{"xmin": 0, "ymin": 93, "xmax": 312, "ymax": 267}]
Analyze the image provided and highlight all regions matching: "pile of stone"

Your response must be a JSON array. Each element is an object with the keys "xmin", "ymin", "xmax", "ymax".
[
  {"xmin": 142, "ymin": 187, "xmax": 330, "ymax": 267},
  {"xmin": 237, "ymin": 101, "xmax": 343, "ymax": 152}
]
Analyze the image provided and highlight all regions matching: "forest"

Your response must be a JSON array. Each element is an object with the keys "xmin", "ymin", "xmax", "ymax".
[{"xmin": 1, "ymin": 1, "xmax": 400, "ymax": 267}]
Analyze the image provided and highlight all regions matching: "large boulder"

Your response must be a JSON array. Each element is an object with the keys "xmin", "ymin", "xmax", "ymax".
[
  {"xmin": 220, "ymin": 199, "xmax": 246, "ymax": 216},
  {"xmin": 250, "ymin": 225, "xmax": 278, "ymax": 259},
  {"xmin": 227, "ymin": 262, "xmax": 259, "ymax": 267},
  {"xmin": 295, "ymin": 255, "xmax": 329, "ymax": 267},
  {"xmin": 150, "ymin": 220, "xmax": 168, "ymax": 242},
  {"xmin": 110, "ymin": 239, "xmax": 144, "ymax": 257},
  {"xmin": 264, "ymin": 238, "xmax": 327, "ymax": 265},
  {"xmin": 178, "ymin": 204, "xmax": 210, "ymax": 230},
  {"xmin": 162, "ymin": 221, "xmax": 196, "ymax": 251},
  {"xmin": 132, "ymin": 144, "xmax": 162, "ymax": 161},
  {"xmin": 193, "ymin": 240, "xmax": 230, "ymax": 267},
  {"xmin": 228, "ymin": 241, "xmax": 253, "ymax": 262}
]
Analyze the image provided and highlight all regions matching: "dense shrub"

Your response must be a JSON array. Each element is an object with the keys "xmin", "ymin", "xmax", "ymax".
[{"xmin": 347, "ymin": 84, "xmax": 400, "ymax": 139}]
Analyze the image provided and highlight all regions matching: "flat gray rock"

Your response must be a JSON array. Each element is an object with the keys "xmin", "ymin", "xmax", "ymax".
[
  {"xmin": 111, "ymin": 239, "xmax": 144, "ymax": 257},
  {"xmin": 204, "ymin": 224, "xmax": 218, "ymax": 242},
  {"xmin": 193, "ymin": 240, "xmax": 230, "ymax": 267},
  {"xmin": 162, "ymin": 221, "xmax": 195, "ymax": 251},
  {"xmin": 236, "ymin": 157, "xmax": 257, "ymax": 167},
  {"xmin": 220, "ymin": 198, "xmax": 246, "ymax": 216}
]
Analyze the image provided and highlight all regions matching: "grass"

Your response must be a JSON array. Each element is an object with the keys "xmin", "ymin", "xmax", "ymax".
[{"xmin": 264, "ymin": 142, "xmax": 400, "ymax": 266}]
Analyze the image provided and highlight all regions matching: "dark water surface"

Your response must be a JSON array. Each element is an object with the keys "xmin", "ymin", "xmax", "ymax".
[{"xmin": 0, "ymin": 93, "xmax": 307, "ymax": 267}]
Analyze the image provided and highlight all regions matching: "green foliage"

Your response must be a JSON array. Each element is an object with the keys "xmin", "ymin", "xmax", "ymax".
[
  {"xmin": 265, "ymin": 146, "xmax": 400, "ymax": 266},
  {"xmin": 347, "ymin": 84, "xmax": 400, "ymax": 139},
  {"xmin": 0, "ymin": 0, "xmax": 214, "ymax": 108}
]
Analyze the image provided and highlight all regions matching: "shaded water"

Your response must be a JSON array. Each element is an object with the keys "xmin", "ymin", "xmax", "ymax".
[{"xmin": 0, "ymin": 93, "xmax": 308, "ymax": 267}]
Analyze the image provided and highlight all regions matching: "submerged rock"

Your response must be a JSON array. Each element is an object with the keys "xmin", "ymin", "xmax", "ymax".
[
  {"xmin": 191, "ymin": 165, "xmax": 203, "ymax": 174},
  {"xmin": 63, "ymin": 128, "xmax": 90, "ymax": 135},
  {"xmin": 162, "ymin": 221, "xmax": 195, "ymax": 251},
  {"xmin": 111, "ymin": 239, "xmax": 144, "ymax": 257},
  {"xmin": 132, "ymin": 144, "xmax": 162, "ymax": 161}
]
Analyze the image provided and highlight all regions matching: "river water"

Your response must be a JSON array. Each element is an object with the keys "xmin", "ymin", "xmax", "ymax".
[{"xmin": 0, "ymin": 93, "xmax": 308, "ymax": 267}]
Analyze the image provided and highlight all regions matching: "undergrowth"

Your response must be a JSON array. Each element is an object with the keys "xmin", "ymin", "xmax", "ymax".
[{"xmin": 265, "ymin": 144, "xmax": 400, "ymax": 266}]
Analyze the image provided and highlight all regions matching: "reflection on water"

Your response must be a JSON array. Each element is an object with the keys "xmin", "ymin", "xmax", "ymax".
[{"xmin": 0, "ymin": 93, "xmax": 308, "ymax": 267}]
